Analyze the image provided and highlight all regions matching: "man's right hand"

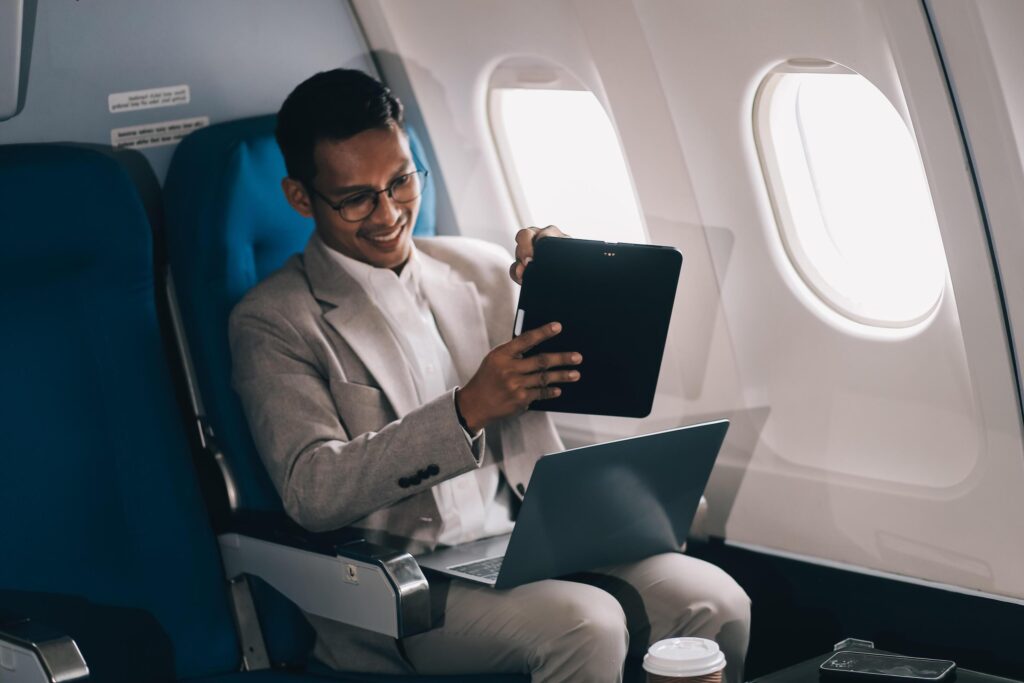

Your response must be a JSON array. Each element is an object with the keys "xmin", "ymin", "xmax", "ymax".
[{"xmin": 456, "ymin": 322, "xmax": 582, "ymax": 433}]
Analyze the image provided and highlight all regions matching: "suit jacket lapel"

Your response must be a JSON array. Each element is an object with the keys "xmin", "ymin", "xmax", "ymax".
[
  {"xmin": 417, "ymin": 249, "xmax": 491, "ymax": 386},
  {"xmin": 304, "ymin": 235, "xmax": 420, "ymax": 418}
]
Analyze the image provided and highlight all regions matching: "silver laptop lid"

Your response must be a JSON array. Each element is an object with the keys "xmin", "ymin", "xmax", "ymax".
[{"xmin": 493, "ymin": 419, "xmax": 729, "ymax": 589}]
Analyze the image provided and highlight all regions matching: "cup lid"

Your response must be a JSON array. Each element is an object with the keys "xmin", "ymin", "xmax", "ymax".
[{"xmin": 642, "ymin": 637, "xmax": 727, "ymax": 677}]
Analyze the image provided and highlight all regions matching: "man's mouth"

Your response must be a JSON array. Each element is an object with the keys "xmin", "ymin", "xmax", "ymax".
[{"xmin": 361, "ymin": 224, "xmax": 404, "ymax": 243}]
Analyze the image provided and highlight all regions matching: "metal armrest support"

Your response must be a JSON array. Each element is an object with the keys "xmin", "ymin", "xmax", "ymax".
[
  {"xmin": 219, "ymin": 529, "xmax": 432, "ymax": 639},
  {"xmin": 0, "ymin": 617, "xmax": 89, "ymax": 683}
]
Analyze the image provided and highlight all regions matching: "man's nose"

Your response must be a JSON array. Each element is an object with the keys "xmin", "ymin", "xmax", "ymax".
[{"xmin": 369, "ymin": 191, "xmax": 402, "ymax": 224}]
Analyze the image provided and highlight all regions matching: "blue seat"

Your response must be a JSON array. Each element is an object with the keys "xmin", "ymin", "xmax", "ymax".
[
  {"xmin": 0, "ymin": 143, "xmax": 258, "ymax": 682},
  {"xmin": 163, "ymin": 117, "xmax": 525, "ymax": 682},
  {"xmin": 163, "ymin": 115, "xmax": 435, "ymax": 515}
]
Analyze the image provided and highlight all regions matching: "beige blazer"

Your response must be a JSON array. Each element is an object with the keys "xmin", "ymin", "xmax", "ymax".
[{"xmin": 229, "ymin": 233, "xmax": 564, "ymax": 552}]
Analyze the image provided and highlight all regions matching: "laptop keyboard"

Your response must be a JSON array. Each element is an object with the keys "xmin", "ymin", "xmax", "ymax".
[{"xmin": 448, "ymin": 555, "xmax": 504, "ymax": 581}]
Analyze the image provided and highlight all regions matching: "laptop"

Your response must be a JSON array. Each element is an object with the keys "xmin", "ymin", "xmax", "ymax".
[
  {"xmin": 415, "ymin": 419, "xmax": 728, "ymax": 589},
  {"xmin": 515, "ymin": 237, "xmax": 683, "ymax": 418}
]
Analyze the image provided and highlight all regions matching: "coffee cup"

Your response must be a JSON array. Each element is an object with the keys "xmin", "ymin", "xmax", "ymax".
[{"xmin": 642, "ymin": 637, "xmax": 727, "ymax": 683}]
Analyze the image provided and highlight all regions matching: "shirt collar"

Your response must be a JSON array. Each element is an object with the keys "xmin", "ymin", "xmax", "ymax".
[{"xmin": 316, "ymin": 233, "xmax": 421, "ymax": 294}]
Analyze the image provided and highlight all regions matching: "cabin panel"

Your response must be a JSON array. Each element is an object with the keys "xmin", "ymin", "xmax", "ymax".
[
  {"xmin": 0, "ymin": 0, "xmax": 375, "ymax": 181},
  {"xmin": 354, "ymin": 0, "xmax": 1024, "ymax": 603},
  {"xmin": 630, "ymin": 0, "xmax": 1024, "ymax": 603},
  {"xmin": 929, "ymin": 0, "xmax": 1024, "ymax": 424}
]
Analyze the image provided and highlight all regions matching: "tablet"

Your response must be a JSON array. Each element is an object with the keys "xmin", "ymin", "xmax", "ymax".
[{"xmin": 514, "ymin": 237, "xmax": 682, "ymax": 417}]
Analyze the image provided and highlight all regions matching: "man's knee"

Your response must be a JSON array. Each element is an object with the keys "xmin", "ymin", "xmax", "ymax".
[
  {"xmin": 716, "ymin": 574, "xmax": 751, "ymax": 628},
  {"xmin": 534, "ymin": 584, "xmax": 629, "ymax": 673}
]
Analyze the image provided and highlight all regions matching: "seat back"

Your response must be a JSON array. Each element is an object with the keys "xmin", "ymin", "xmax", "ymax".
[
  {"xmin": 163, "ymin": 115, "xmax": 437, "ymax": 515},
  {"xmin": 162, "ymin": 115, "xmax": 437, "ymax": 666},
  {"xmin": 0, "ymin": 145, "xmax": 240, "ymax": 681}
]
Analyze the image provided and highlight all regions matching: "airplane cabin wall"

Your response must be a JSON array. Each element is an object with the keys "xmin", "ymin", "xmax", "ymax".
[
  {"xmin": 0, "ymin": 0, "xmax": 375, "ymax": 182},
  {"xmin": 929, "ymin": 0, "xmax": 1024, "ymax": 429},
  {"xmin": 354, "ymin": 0, "xmax": 1024, "ymax": 603}
]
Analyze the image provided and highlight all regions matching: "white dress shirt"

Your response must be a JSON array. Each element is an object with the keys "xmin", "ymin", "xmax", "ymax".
[{"xmin": 325, "ymin": 243, "xmax": 516, "ymax": 546}]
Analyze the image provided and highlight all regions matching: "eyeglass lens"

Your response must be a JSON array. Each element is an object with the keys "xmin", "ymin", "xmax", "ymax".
[{"xmin": 341, "ymin": 170, "xmax": 425, "ymax": 221}]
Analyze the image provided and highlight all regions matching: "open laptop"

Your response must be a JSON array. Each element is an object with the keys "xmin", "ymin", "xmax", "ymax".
[{"xmin": 415, "ymin": 419, "xmax": 729, "ymax": 589}]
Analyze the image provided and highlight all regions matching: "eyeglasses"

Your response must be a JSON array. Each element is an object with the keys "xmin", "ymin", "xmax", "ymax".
[{"xmin": 311, "ymin": 169, "xmax": 428, "ymax": 223}]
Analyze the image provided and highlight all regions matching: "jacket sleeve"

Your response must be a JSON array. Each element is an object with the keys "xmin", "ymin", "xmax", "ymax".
[{"xmin": 229, "ymin": 304, "xmax": 483, "ymax": 532}]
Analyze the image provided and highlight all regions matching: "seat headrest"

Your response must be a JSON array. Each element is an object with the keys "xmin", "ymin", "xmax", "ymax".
[{"xmin": 0, "ymin": 145, "xmax": 152, "ymax": 285}]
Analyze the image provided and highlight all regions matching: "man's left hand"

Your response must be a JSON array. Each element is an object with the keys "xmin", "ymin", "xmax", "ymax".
[{"xmin": 509, "ymin": 225, "xmax": 567, "ymax": 285}]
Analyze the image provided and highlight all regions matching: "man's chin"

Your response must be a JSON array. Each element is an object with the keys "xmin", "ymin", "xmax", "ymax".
[{"xmin": 363, "ymin": 236, "xmax": 412, "ymax": 271}]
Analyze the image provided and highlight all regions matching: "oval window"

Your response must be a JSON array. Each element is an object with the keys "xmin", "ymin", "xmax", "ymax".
[
  {"xmin": 756, "ymin": 68, "xmax": 948, "ymax": 328},
  {"xmin": 489, "ymin": 78, "xmax": 647, "ymax": 244}
]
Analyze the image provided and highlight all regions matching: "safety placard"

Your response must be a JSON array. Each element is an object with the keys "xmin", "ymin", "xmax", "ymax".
[
  {"xmin": 108, "ymin": 84, "xmax": 190, "ymax": 113},
  {"xmin": 111, "ymin": 116, "xmax": 209, "ymax": 149}
]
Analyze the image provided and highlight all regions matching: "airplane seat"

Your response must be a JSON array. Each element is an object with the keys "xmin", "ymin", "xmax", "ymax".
[
  {"xmin": 163, "ymin": 117, "xmax": 525, "ymax": 682},
  {"xmin": 163, "ymin": 114, "xmax": 436, "ymax": 516},
  {"xmin": 0, "ymin": 143, "xmax": 257, "ymax": 682}
]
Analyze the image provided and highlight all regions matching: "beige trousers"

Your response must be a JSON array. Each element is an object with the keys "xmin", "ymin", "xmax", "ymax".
[{"xmin": 401, "ymin": 552, "xmax": 751, "ymax": 683}]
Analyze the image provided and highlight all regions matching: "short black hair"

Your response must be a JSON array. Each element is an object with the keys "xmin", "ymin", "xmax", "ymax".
[{"xmin": 275, "ymin": 69, "xmax": 404, "ymax": 186}]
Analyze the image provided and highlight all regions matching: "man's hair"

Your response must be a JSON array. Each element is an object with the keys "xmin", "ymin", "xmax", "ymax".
[{"xmin": 275, "ymin": 69, "xmax": 405, "ymax": 187}]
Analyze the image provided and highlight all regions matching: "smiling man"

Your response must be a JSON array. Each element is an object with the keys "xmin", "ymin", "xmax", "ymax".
[{"xmin": 229, "ymin": 69, "xmax": 750, "ymax": 683}]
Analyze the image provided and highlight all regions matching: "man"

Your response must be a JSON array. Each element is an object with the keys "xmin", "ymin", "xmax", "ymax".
[{"xmin": 230, "ymin": 68, "xmax": 750, "ymax": 683}]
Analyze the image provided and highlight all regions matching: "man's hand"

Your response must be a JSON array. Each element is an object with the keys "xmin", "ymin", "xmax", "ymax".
[
  {"xmin": 456, "ymin": 322, "xmax": 582, "ymax": 432},
  {"xmin": 509, "ymin": 225, "xmax": 568, "ymax": 285}
]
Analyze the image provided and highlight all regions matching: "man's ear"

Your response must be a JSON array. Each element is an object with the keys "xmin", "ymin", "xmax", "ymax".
[{"xmin": 282, "ymin": 177, "xmax": 314, "ymax": 218}]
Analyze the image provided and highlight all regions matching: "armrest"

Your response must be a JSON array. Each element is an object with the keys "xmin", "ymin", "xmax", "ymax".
[
  {"xmin": 0, "ymin": 617, "xmax": 89, "ymax": 683},
  {"xmin": 218, "ymin": 520, "xmax": 432, "ymax": 639}
]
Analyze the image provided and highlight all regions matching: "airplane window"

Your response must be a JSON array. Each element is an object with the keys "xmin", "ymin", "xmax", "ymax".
[
  {"xmin": 756, "ymin": 70, "xmax": 949, "ymax": 328},
  {"xmin": 489, "ymin": 88, "xmax": 647, "ymax": 243}
]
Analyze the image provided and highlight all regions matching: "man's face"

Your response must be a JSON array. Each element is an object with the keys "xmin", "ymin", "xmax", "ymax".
[{"xmin": 300, "ymin": 124, "xmax": 420, "ymax": 271}]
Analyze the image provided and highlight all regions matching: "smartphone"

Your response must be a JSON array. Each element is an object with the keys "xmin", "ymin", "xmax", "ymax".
[{"xmin": 819, "ymin": 651, "xmax": 956, "ymax": 682}]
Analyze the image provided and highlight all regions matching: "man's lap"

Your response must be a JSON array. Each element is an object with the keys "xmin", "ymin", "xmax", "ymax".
[{"xmin": 401, "ymin": 552, "xmax": 749, "ymax": 678}]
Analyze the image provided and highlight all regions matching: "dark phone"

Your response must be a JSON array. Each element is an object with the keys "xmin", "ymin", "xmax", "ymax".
[{"xmin": 819, "ymin": 651, "xmax": 956, "ymax": 682}]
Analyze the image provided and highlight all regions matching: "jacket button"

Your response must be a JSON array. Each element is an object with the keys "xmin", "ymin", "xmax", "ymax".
[
  {"xmin": 427, "ymin": 464, "xmax": 439, "ymax": 476},
  {"xmin": 418, "ymin": 468, "xmax": 430, "ymax": 479},
  {"xmin": 411, "ymin": 474, "xmax": 422, "ymax": 485},
  {"xmin": 398, "ymin": 477, "xmax": 411, "ymax": 488},
  {"xmin": 516, "ymin": 483, "xmax": 526, "ymax": 495}
]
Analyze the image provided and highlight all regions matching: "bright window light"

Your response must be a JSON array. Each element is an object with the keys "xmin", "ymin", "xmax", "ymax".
[
  {"xmin": 757, "ymin": 72, "xmax": 948, "ymax": 327},
  {"xmin": 490, "ymin": 88, "xmax": 647, "ymax": 243}
]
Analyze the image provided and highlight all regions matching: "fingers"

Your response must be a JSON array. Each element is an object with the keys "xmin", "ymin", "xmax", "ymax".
[
  {"xmin": 529, "ymin": 386, "xmax": 563, "ymax": 402},
  {"xmin": 512, "ymin": 386, "xmax": 563, "ymax": 405},
  {"xmin": 515, "ymin": 351, "xmax": 582, "ymax": 373},
  {"xmin": 506, "ymin": 321, "xmax": 562, "ymax": 355},
  {"xmin": 522, "ymin": 368, "xmax": 581, "ymax": 389},
  {"xmin": 509, "ymin": 259, "xmax": 526, "ymax": 286},
  {"xmin": 536, "ymin": 225, "xmax": 566, "ymax": 241},
  {"xmin": 514, "ymin": 227, "xmax": 539, "ymax": 267},
  {"xmin": 510, "ymin": 225, "xmax": 567, "ymax": 285}
]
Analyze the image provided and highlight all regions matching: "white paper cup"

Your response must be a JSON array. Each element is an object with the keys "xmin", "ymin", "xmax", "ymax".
[{"xmin": 643, "ymin": 637, "xmax": 727, "ymax": 683}]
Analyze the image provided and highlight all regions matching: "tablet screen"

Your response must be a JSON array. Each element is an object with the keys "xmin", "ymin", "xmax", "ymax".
[{"xmin": 515, "ymin": 238, "xmax": 682, "ymax": 417}]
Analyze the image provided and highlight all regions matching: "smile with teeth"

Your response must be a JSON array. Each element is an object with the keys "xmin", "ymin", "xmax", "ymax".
[{"xmin": 362, "ymin": 225, "xmax": 404, "ymax": 243}]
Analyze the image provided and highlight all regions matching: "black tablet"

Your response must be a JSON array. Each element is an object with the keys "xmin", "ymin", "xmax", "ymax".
[{"xmin": 514, "ymin": 237, "xmax": 682, "ymax": 418}]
